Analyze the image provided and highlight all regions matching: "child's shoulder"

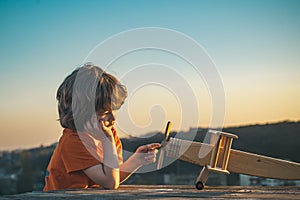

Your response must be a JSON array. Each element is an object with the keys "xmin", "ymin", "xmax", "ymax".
[
  {"xmin": 59, "ymin": 129, "xmax": 81, "ymax": 144},
  {"xmin": 57, "ymin": 129, "xmax": 92, "ymax": 154}
]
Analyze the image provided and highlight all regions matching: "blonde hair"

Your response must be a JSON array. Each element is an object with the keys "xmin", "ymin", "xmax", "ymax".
[{"xmin": 56, "ymin": 63, "xmax": 127, "ymax": 131}]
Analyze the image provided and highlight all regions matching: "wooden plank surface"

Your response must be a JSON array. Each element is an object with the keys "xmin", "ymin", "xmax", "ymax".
[
  {"xmin": 166, "ymin": 139, "xmax": 300, "ymax": 180},
  {"xmin": 1, "ymin": 185, "xmax": 299, "ymax": 200}
]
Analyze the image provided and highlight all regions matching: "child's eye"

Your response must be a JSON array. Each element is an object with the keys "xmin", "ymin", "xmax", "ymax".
[{"xmin": 97, "ymin": 110, "xmax": 110, "ymax": 117}]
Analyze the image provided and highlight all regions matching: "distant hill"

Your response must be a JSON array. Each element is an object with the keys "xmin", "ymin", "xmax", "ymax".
[{"xmin": 224, "ymin": 121, "xmax": 300, "ymax": 162}]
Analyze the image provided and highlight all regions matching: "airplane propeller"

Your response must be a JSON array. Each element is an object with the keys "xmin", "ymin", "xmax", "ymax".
[{"xmin": 157, "ymin": 121, "xmax": 172, "ymax": 170}]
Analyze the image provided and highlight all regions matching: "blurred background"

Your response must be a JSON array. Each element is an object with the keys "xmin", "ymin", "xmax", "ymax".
[{"xmin": 0, "ymin": 0, "xmax": 299, "ymax": 194}]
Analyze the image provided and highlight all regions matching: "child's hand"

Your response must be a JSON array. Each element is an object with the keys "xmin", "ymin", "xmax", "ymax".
[
  {"xmin": 133, "ymin": 143, "xmax": 161, "ymax": 166},
  {"xmin": 99, "ymin": 120, "xmax": 114, "ymax": 138},
  {"xmin": 84, "ymin": 114, "xmax": 113, "ymax": 139}
]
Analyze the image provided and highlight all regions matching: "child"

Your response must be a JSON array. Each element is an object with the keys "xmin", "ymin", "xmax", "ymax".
[{"xmin": 43, "ymin": 63, "xmax": 160, "ymax": 191}]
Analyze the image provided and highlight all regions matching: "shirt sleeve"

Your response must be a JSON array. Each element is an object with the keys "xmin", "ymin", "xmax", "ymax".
[{"xmin": 60, "ymin": 133, "xmax": 101, "ymax": 173}]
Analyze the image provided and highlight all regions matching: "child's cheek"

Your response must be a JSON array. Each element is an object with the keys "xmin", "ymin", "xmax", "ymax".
[{"xmin": 97, "ymin": 118, "xmax": 108, "ymax": 127}]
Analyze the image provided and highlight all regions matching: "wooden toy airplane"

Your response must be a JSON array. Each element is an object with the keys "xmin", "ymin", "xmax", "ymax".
[{"xmin": 157, "ymin": 121, "xmax": 300, "ymax": 190}]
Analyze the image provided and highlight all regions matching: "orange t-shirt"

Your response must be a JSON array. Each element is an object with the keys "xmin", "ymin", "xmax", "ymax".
[{"xmin": 43, "ymin": 127, "xmax": 123, "ymax": 192}]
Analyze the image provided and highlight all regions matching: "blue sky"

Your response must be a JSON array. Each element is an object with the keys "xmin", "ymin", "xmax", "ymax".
[{"xmin": 0, "ymin": 0, "xmax": 300, "ymax": 150}]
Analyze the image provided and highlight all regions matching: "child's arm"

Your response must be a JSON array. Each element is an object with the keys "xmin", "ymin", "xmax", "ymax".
[
  {"xmin": 119, "ymin": 143, "xmax": 160, "ymax": 183},
  {"xmin": 83, "ymin": 121, "xmax": 120, "ymax": 189}
]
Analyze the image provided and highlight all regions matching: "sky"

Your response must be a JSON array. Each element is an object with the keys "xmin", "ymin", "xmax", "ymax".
[{"xmin": 0, "ymin": 0, "xmax": 299, "ymax": 151}]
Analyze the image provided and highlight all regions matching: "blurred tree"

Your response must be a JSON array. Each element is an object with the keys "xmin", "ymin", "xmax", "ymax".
[{"xmin": 16, "ymin": 151, "xmax": 33, "ymax": 193}]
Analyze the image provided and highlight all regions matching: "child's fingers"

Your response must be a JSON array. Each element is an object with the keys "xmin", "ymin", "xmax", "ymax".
[
  {"xmin": 99, "ymin": 120, "xmax": 106, "ymax": 131},
  {"xmin": 147, "ymin": 149, "xmax": 158, "ymax": 154},
  {"xmin": 144, "ymin": 154, "xmax": 156, "ymax": 163},
  {"xmin": 145, "ymin": 154, "xmax": 155, "ymax": 159},
  {"xmin": 136, "ymin": 143, "xmax": 161, "ymax": 154},
  {"xmin": 147, "ymin": 143, "xmax": 161, "ymax": 151}
]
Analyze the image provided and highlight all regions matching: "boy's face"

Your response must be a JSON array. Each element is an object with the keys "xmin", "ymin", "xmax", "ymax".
[{"xmin": 96, "ymin": 109, "xmax": 116, "ymax": 128}]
